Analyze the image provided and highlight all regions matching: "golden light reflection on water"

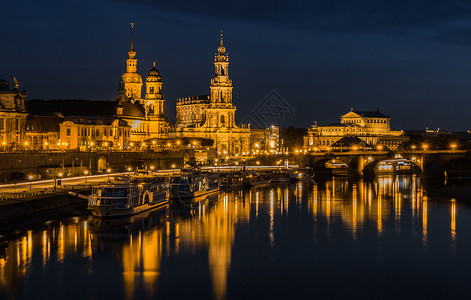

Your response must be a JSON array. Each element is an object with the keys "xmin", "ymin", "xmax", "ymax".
[
  {"xmin": 451, "ymin": 199, "xmax": 456, "ymax": 241},
  {"xmin": 0, "ymin": 219, "xmax": 93, "ymax": 297},
  {"xmin": 0, "ymin": 176, "xmax": 462, "ymax": 300}
]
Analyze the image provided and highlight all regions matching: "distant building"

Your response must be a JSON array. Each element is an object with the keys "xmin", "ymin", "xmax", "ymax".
[
  {"xmin": 0, "ymin": 78, "xmax": 28, "ymax": 147},
  {"xmin": 303, "ymin": 109, "xmax": 408, "ymax": 151}
]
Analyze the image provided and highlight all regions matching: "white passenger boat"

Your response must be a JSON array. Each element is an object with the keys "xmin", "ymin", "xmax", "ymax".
[
  {"xmin": 374, "ymin": 159, "xmax": 421, "ymax": 176},
  {"xmin": 169, "ymin": 172, "xmax": 219, "ymax": 203},
  {"xmin": 88, "ymin": 176, "xmax": 168, "ymax": 218}
]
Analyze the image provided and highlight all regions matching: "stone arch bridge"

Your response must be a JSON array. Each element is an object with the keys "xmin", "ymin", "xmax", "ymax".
[{"xmin": 303, "ymin": 150, "xmax": 468, "ymax": 177}]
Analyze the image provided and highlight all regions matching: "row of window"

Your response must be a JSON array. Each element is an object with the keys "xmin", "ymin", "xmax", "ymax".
[
  {"xmin": 67, "ymin": 127, "xmax": 129, "ymax": 138},
  {"xmin": 344, "ymin": 119, "xmax": 387, "ymax": 124},
  {"xmin": 0, "ymin": 118, "xmax": 20, "ymax": 131}
]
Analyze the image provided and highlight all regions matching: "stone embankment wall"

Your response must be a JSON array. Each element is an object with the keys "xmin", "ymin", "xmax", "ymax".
[{"xmin": 0, "ymin": 150, "xmax": 192, "ymax": 180}]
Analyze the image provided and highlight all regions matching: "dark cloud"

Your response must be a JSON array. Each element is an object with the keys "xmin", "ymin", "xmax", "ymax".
[
  {"xmin": 3, "ymin": 0, "xmax": 471, "ymax": 130},
  {"xmin": 109, "ymin": 0, "xmax": 471, "ymax": 32}
]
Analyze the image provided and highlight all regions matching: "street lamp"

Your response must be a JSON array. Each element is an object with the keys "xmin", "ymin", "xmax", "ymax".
[
  {"xmin": 411, "ymin": 145, "xmax": 416, "ymax": 151},
  {"xmin": 56, "ymin": 172, "xmax": 63, "ymax": 189},
  {"xmin": 107, "ymin": 168, "xmax": 111, "ymax": 181},
  {"xmin": 422, "ymin": 144, "xmax": 428, "ymax": 151},
  {"xmin": 28, "ymin": 175, "xmax": 33, "ymax": 191},
  {"xmin": 450, "ymin": 143, "xmax": 457, "ymax": 151},
  {"xmin": 84, "ymin": 170, "xmax": 89, "ymax": 183}
]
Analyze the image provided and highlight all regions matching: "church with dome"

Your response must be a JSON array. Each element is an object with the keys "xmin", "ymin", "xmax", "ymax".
[
  {"xmin": 114, "ymin": 23, "xmax": 169, "ymax": 142},
  {"xmin": 12, "ymin": 25, "xmax": 280, "ymax": 157}
]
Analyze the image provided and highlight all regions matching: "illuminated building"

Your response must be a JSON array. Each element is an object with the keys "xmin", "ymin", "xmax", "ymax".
[
  {"xmin": 303, "ymin": 109, "xmax": 408, "ymax": 151},
  {"xmin": 171, "ymin": 32, "xmax": 251, "ymax": 157},
  {"xmin": 250, "ymin": 125, "xmax": 281, "ymax": 154},
  {"xmin": 59, "ymin": 116, "xmax": 130, "ymax": 149},
  {"xmin": 25, "ymin": 115, "xmax": 61, "ymax": 149},
  {"xmin": 115, "ymin": 23, "xmax": 169, "ymax": 142},
  {"xmin": 0, "ymin": 78, "xmax": 28, "ymax": 147}
]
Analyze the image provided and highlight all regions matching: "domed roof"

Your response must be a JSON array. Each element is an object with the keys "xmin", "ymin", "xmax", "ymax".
[
  {"xmin": 147, "ymin": 62, "xmax": 161, "ymax": 78},
  {"xmin": 148, "ymin": 67, "xmax": 160, "ymax": 76}
]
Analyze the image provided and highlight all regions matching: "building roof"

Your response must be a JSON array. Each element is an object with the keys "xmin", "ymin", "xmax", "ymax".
[
  {"xmin": 177, "ymin": 95, "xmax": 210, "ymax": 103},
  {"xmin": 122, "ymin": 102, "xmax": 145, "ymax": 117},
  {"xmin": 331, "ymin": 136, "xmax": 370, "ymax": 148},
  {"xmin": 63, "ymin": 116, "xmax": 129, "ymax": 127},
  {"xmin": 26, "ymin": 115, "xmax": 62, "ymax": 133},
  {"xmin": 351, "ymin": 110, "xmax": 390, "ymax": 118}
]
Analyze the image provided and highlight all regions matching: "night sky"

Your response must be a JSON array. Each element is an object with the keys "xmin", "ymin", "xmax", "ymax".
[{"xmin": 3, "ymin": 0, "xmax": 471, "ymax": 130}]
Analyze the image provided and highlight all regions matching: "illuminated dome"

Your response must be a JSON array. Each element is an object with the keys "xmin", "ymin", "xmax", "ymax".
[
  {"xmin": 147, "ymin": 62, "xmax": 162, "ymax": 81},
  {"xmin": 148, "ymin": 67, "xmax": 160, "ymax": 77}
]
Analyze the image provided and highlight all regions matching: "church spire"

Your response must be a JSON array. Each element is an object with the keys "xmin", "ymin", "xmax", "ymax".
[
  {"xmin": 121, "ymin": 22, "xmax": 142, "ymax": 100},
  {"xmin": 130, "ymin": 22, "xmax": 135, "ymax": 51},
  {"xmin": 128, "ymin": 22, "xmax": 136, "ymax": 59},
  {"xmin": 217, "ymin": 30, "xmax": 226, "ymax": 55}
]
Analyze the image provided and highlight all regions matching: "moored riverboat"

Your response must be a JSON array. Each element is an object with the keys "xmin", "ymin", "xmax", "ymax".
[
  {"xmin": 269, "ymin": 170, "xmax": 291, "ymax": 184},
  {"xmin": 220, "ymin": 173, "xmax": 244, "ymax": 189},
  {"xmin": 169, "ymin": 172, "xmax": 219, "ymax": 204},
  {"xmin": 88, "ymin": 176, "xmax": 168, "ymax": 218},
  {"xmin": 374, "ymin": 159, "xmax": 421, "ymax": 176}
]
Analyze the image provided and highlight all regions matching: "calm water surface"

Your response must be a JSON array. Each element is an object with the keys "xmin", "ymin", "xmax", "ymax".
[{"xmin": 1, "ymin": 176, "xmax": 470, "ymax": 299}]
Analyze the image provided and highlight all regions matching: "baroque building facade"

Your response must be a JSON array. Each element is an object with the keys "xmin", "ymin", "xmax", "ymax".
[
  {"xmin": 303, "ymin": 109, "xmax": 408, "ymax": 151},
  {"xmin": 60, "ymin": 116, "xmax": 130, "ymax": 149},
  {"xmin": 114, "ymin": 24, "xmax": 169, "ymax": 142},
  {"xmin": 171, "ymin": 33, "xmax": 251, "ymax": 157},
  {"xmin": 0, "ymin": 78, "xmax": 28, "ymax": 147}
]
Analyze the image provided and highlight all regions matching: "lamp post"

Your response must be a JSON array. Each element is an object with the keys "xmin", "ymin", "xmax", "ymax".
[
  {"xmin": 107, "ymin": 168, "xmax": 111, "ymax": 182},
  {"xmin": 55, "ymin": 172, "xmax": 63, "ymax": 190},
  {"xmin": 84, "ymin": 170, "xmax": 89, "ymax": 184},
  {"xmin": 28, "ymin": 175, "xmax": 33, "ymax": 191}
]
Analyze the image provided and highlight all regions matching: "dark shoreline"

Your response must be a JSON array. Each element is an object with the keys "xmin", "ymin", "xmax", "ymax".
[{"xmin": 0, "ymin": 191, "xmax": 89, "ymax": 235}]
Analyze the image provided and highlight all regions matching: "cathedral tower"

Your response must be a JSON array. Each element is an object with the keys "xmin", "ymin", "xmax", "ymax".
[
  {"xmin": 121, "ymin": 23, "xmax": 143, "ymax": 101},
  {"xmin": 210, "ymin": 32, "xmax": 233, "ymax": 105},
  {"xmin": 204, "ymin": 32, "xmax": 236, "ymax": 128}
]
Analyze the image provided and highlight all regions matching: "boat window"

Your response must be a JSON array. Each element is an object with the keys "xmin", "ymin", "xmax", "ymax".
[{"xmin": 100, "ymin": 188, "xmax": 128, "ymax": 198}]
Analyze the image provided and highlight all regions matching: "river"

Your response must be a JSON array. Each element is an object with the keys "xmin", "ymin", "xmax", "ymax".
[{"xmin": 0, "ymin": 175, "xmax": 469, "ymax": 299}]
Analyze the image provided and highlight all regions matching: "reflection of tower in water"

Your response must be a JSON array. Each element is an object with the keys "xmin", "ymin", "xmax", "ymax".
[
  {"xmin": 121, "ymin": 227, "xmax": 163, "ymax": 300},
  {"xmin": 174, "ymin": 189, "xmax": 251, "ymax": 300}
]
